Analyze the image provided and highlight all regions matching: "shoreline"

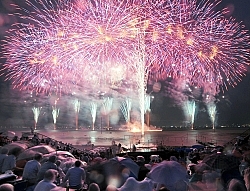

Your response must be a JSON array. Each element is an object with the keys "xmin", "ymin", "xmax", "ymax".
[{"xmin": 1, "ymin": 127, "xmax": 248, "ymax": 151}]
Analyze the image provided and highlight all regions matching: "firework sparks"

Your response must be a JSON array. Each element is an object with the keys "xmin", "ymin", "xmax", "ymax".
[
  {"xmin": 183, "ymin": 99, "xmax": 196, "ymax": 129},
  {"xmin": 120, "ymin": 97, "xmax": 132, "ymax": 123},
  {"xmin": 52, "ymin": 105, "xmax": 60, "ymax": 130},
  {"xmin": 102, "ymin": 97, "xmax": 113, "ymax": 129},
  {"xmin": 2, "ymin": 0, "xmax": 250, "ymax": 94},
  {"xmin": 89, "ymin": 102, "xmax": 97, "ymax": 131},
  {"xmin": 207, "ymin": 102, "xmax": 217, "ymax": 130},
  {"xmin": 32, "ymin": 106, "xmax": 41, "ymax": 130},
  {"xmin": 155, "ymin": 0, "xmax": 250, "ymax": 91},
  {"xmin": 144, "ymin": 94, "xmax": 153, "ymax": 127},
  {"xmin": 1, "ymin": 0, "xmax": 141, "ymax": 94},
  {"xmin": 73, "ymin": 99, "xmax": 80, "ymax": 130}
]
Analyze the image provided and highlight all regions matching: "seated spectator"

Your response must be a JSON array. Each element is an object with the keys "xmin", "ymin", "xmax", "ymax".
[
  {"xmin": 34, "ymin": 169, "xmax": 58, "ymax": 191},
  {"xmin": 0, "ymin": 148, "xmax": 9, "ymax": 173},
  {"xmin": 227, "ymin": 178, "xmax": 247, "ymax": 191},
  {"xmin": 88, "ymin": 183, "xmax": 100, "ymax": 191},
  {"xmin": 158, "ymin": 186, "xmax": 170, "ymax": 191},
  {"xmin": 221, "ymin": 167, "xmax": 244, "ymax": 189},
  {"xmin": 12, "ymin": 136, "xmax": 18, "ymax": 142},
  {"xmin": 0, "ymin": 183, "xmax": 14, "ymax": 191},
  {"xmin": 189, "ymin": 164, "xmax": 202, "ymax": 183},
  {"xmin": 2, "ymin": 147, "xmax": 23, "ymax": 175},
  {"xmin": 244, "ymin": 167, "xmax": 250, "ymax": 191},
  {"xmin": 240, "ymin": 153, "xmax": 250, "ymax": 176},
  {"xmin": 136, "ymin": 156, "xmax": 150, "ymax": 181},
  {"xmin": 37, "ymin": 155, "xmax": 57, "ymax": 183},
  {"xmin": 22, "ymin": 153, "xmax": 43, "ymax": 186},
  {"xmin": 63, "ymin": 160, "xmax": 86, "ymax": 190},
  {"xmin": 169, "ymin": 156, "xmax": 178, "ymax": 162},
  {"xmin": 55, "ymin": 160, "xmax": 65, "ymax": 185}
]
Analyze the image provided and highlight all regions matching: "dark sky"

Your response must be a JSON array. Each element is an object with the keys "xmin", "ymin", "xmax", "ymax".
[{"xmin": 0, "ymin": 0, "xmax": 250, "ymax": 128}]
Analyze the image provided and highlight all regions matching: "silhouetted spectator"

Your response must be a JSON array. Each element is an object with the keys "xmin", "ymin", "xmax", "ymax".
[
  {"xmin": 136, "ymin": 156, "xmax": 150, "ymax": 181},
  {"xmin": 63, "ymin": 160, "xmax": 86, "ymax": 190},
  {"xmin": 0, "ymin": 183, "xmax": 14, "ymax": 191},
  {"xmin": 37, "ymin": 155, "xmax": 57, "ymax": 183},
  {"xmin": 22, "ymin": 153, "xmax": 43, "ymax": 186},
  {"xmin": 2, "ymin": 147, "xmax": 22, "ymax": 175},
  {"xmin": 88, "ymin": 183, "xmax": 100, "ymax": 191},
  {"xmin": 34, "ymin": 169, "xmax": 58, "ymax": 191},
  {"xmin": 0, "ymin": 147, "xmax": 9, "ymax": 173}
]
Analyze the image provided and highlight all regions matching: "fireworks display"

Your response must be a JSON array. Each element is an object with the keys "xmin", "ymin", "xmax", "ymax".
[
  {"xmin": 1, "ymin": 0, "xmax": 249, "ymax": 95},
  {"xmin": 1, "ymin": 0, "xmax": 250, "ymax": 129}
]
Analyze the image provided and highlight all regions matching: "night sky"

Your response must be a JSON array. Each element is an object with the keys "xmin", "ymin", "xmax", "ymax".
[{"xmin": 0, "ymin": 0, "xmax": 250, "ymax": 129}]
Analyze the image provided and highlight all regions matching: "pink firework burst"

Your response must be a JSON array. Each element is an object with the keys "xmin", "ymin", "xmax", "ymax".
[
  {"xmin": 148, "ymin": 0, "xmax": 250, "ymax": 92},
  {"xmin": 1, "ymin": 0, "xmax": 250, "ymax": 96},
  {"xmin": 1, "ymin": 0, "xmax": 142, "ymax": 94}
]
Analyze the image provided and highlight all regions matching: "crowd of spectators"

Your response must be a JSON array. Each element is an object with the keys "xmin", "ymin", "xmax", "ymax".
[{"xmin": 1, "ymin": 132, "xmax": 250, "ymax": 191}]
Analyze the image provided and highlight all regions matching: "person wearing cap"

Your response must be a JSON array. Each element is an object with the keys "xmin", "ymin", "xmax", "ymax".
[
  {"xmin": 22, "ymin": 153, "xmax": 43, "ymax": 186},
  {"xmin": 34, "ymin": 169, "xmax": 58, "ymax": 191},
  {"xmin": 36, "ymin": 155, "xmax": 58, "ymax": 183}
]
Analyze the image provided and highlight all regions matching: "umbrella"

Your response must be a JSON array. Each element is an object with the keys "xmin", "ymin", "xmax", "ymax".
[
  {"xmin": 194, "ymin": 163, "xmax": 212, "ymax": 173},
  {"xmin": 2, "ymin": 142, "xmax": 28, "ymax": 155},
  {"xmin": 1, "ymin": 131, "xmax": 16, "ymax": 138},
  {"xmin": 17, "ymin": 150, "xmax": 42, "ymax": 161},
  {"xmin": 43, "ymin": 151, "xmax": 75, "ymax": 163},
  {"xmin": 202, "ymin": 153, "xmax": 241, "ymax": 171},
  {"xmin": 87, "ymin": 157, "xmax": 139, "ymax": 190},
  {"xmin": 17, "ymin": 145, "xmax": 55, "ymax": 163},
  {"xmin": 110, "ymin": 157, "xmax": 140, "ymax": 179},
  {"xmin": 43, "ymin": 151, "xmax": 75, "ymax": 159},
  {"xmin": 117, "ymin": 177, "xmax": 155, "ymax": 191},
  {"xmin": 26, "ymin": 145, "xmax": 55, "ymax": 154},
  {"xmin": 147, "ymin": 161, "xmax": 188, "ymax": 191},
  {"xmin": 192, "ymin": 144, "xmax": 205, "ymax": 150}
]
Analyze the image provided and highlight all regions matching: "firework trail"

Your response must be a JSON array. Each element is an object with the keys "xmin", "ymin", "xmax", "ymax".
[
  {"xmin": 89, "ymin": 102, "xmax": 97, "ymax": 131},
  {"xmin": 52, "ymin": 105, "xmax": 60, "ymax": 129},
  {"xmin": 73, "ymin": 99, "xmax": 80, "ymax": 130},
  {"xmin": 207, "ymin": 102, "xmax": 217, "ymax": 129},
  {"xmin": 183, "ymin": 99, "xmax": 196, "ymax": 129},
  {"xmin": 120, "ymin": 97, "xmax": 132, "ymax": 123},
  {"xmin": 32, "ymin": 106, "xmax": 42, "ymax": 130},
  {"xmin": 102, "ymin": 97, "xmax": 113, "ymax": 129},
  {"xmin": 144, "ymin": 94, "xmax": 151, "ymax": 113},
  {"xmin": 128, "ymin": 42, "xmax": 148, "ymax": 135},
  {"xmin": 145, "ymin": 94, "xmax": 153, "ymax": 127}
]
